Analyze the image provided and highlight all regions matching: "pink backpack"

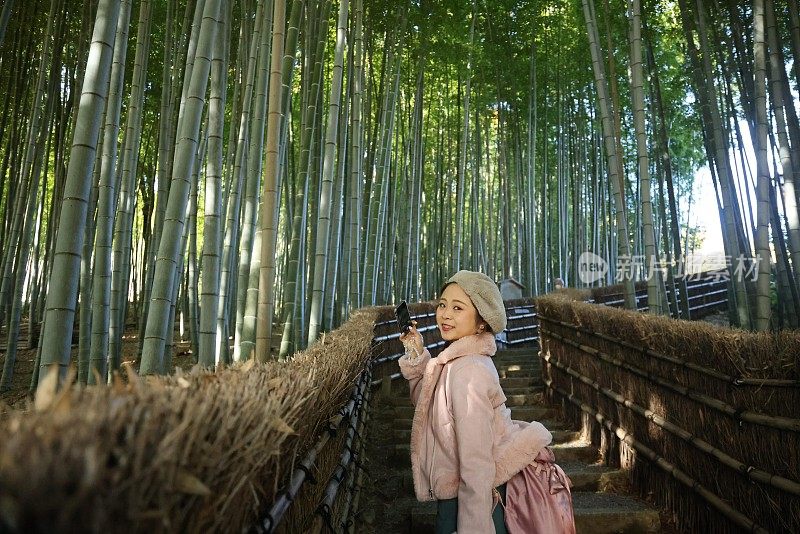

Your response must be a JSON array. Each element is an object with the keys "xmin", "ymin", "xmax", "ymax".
[{"xmin": 503, "ymin": 447, "xmax": 576, "ymax": 534}]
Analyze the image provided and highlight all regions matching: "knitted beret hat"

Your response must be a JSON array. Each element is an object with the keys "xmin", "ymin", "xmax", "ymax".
[{"xmin": 440, "ymin": 270, "xmax": 507, "ymax": 333}]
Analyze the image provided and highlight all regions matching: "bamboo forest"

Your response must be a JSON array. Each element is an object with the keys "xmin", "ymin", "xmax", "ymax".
[{"xmin": 0, "ymin": 0, "xmax": 799, "ymax": 532}]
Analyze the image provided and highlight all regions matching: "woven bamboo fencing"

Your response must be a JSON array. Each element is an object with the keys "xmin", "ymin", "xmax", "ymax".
[
  {"xmin": 0, "ymin": 308, "xmax": 379, "ymax": 533},
  {"xmin": 589, "ymin": 275, "xmax": 728, "ymax": 317},
  {"xmin": 536, "ymin": 292, "xmax": 800, "ymax": 533}
]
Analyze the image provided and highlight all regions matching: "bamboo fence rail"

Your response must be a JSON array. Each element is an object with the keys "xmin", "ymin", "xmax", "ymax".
[
  {"xmin": 540, "ymin": 318, "xmax": 800, "ymax": 431},
  {"xmin": 540, "ymin": 337, "xmax": 800, "ymax": 495},
  {"xmin": 544, "ymin": 378, "xmax": 771, "ymax": 534},
  {"xmin": 537, "ymin": 292, "xmax": 800, "ymax": 533},
  {"xmin": 542, "ymin": 316, "xmax": 800, "ymax": 388}
]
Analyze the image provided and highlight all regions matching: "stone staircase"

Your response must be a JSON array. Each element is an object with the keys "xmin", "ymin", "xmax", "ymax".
[{"xmin": 361, "ymin": 347, "xmax": 663, "ymax": 533}]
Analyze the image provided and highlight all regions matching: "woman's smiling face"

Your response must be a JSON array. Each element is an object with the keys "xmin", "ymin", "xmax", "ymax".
[{"xmin": 436, "ymin": 283, "xmax": 484, "ymax": 341}]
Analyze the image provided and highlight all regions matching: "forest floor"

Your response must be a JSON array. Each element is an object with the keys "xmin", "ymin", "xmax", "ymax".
[{"xmin": 0, "ymin": 320, "xmax": 196, "ymax": 416}]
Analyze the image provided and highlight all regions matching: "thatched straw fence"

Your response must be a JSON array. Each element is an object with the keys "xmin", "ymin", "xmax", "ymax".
[
  {"xmin": 0, "ymin": 308, "xmax": 380, "ymax": 533},
  {"xmin": 536, "ymin": 292, "xmax": 800, "ymax": 533}
]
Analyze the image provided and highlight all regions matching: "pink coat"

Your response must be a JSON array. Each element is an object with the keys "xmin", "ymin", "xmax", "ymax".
[{"xmin": 398, "ymin": 333, "xmax": 552, "ymax": 534}]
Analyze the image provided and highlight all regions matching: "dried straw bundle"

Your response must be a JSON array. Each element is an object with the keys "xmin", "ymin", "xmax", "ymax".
[
  {"xmin": 537, "ymin": 292, "xmax": 799, "ymax": 381},
  {"xmin": 280, "ymin": 308, "xmax": 379, "ymax": 445},
  {"xmin": 0, "ymin": 308, "xmax": 379, "ymax": 533},
  {"xmin": 270, "ymin": 309, "xmax": 379, "ymax": 532},
  {"xmin": 536, "ymin": 293, "xmax": 800, "ymax": 533}
]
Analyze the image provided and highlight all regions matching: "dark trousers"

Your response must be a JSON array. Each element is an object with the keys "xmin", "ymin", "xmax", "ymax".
[{"xmin": 434, "ymin": 483, "xmax": 507, "ymax": 534}]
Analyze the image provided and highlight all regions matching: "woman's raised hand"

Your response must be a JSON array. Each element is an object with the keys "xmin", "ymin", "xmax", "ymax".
[{"xmin": 399, "ymin": 320, "xmax": 424, "ymax": 361}]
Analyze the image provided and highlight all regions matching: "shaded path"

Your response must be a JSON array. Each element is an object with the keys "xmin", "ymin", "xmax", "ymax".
[{"xmin": 360, "ymin": 346, "xmax": 669, "ymax": 533}]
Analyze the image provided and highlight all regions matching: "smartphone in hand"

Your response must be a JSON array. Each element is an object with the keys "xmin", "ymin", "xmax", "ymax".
[{"xmin": 394, "ymin": 301, "xmax": 413, "ymax": 334}]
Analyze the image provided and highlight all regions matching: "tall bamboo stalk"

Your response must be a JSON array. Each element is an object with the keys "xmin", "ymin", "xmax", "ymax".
[
  {"xmin": 197, "ymin": 0, "xmax": 228, "ymax": 368},
  {"xmin": 108, "ymin": 0, "xmax": 151, "ymax": 375},
  {"xmin": 752, "ymin": 0, "xmax": 773, "ymax": 330},
  {"xmin": 140, "ymin": 0, "xmax": 221, "ymax": 375},
  {"xmin": 454, "ymin": 4, "xmax": 476, "ymax": 272},
  {"xmin": 219, "ymin": 0, "xmax": 267, "ymax": 363},
  {"xmin": 231, "ymin": 0, "xmax": 273, "ymax": 360},
  {"xmin": 256, "ymin": 0, "xmax": 287, "ymax": 361},
  {"xmin": 308, "ymin": 0, "xmax": 348, "ymax": 344},
  {"xmin": 348, "ymin": 0, "xmax": 363, "ymax": 312},
  {"xmin": 765, "ymin": 0, "xmax": 800, "ymax": 301},
  {"xmin": 582, "ymin": 0, "xmax": 637, "ymax": 310},
  {"xmin": 628, "ymin": 0, "xmax": 663, "ymax": 314},
  {"xmin": 38, "ymin": 0, "xmax": 121, "ymax": 383},
  {"xmin": 88, "ymin": 0, "xmax": 132, "ymax": 384}
]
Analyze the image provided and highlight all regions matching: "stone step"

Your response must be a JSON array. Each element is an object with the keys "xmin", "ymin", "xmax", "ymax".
[
  {"xmin": 502, "ymin": 385, "xmax": 544, "ymax": 396},
  {"xmin": 559, "ymin": 462, "xmax": 628, "ymax": 492},
  {"xmin": 504, "ymin": 392, "xmax": 541, "ymax": 406},
  {"xmin": 409, "ymin": 491, "xmax": 660, "ymax": 534},
  {"xmin": 550, "ymin": 429, "xmax": 583, "ymax": 444},
  {"xmin": 392, "ymin": 428, "xmax": 412, "ymax": 442},
  {"xmin": 384, "ymin": 394, "xmax": 415, "ymax": 407},
  {"xmin": 493, "ymin": 355, "xmax": 540, "ymax": 365},
  {"xmin": 493, "ymin": 361, "xmax": 540, "ymax": 370},
  {"xmin": 494, "ymin": 348, "xmax": 539, "ymax": 358},
  {"xmin": 496, "ymin": 369, "xmax": 541, "ymax": 380},
  {"xmin": 388, "ymin": 443, "xmax": 412, "ymax": 469},
  {"xmin": 392, "ymin": 427, "xmax": 580, "ymax": 445},
  {"xmin": 572, "ymin": 491, "xmax": 661, "ymax": 533},
  {"xmin": 498, "ymin": 368, "xmax": 537, "ymax": 379},
  {"xmin": 536, "ymin": 418, "xmax": 571, "ymax": 431},
  {"xmin": 551, "ymin": 440, "xmax": 599, "ymax": 463},
  {"xmin": 392, "ymin": 405, "xmax": 416, "ymax": 420},
  {"xmin": 494, "ymin": 351, "xmax": 540, "ymax": 360},
  {"xmin": 496, "ymin": 367, "xmax": 541, "ymax": 379},
  {"xmin": 394, "ymin": 418, "xmax": 414, "ymax": 430},
  {"xmin": 390, "ymin": 380, "xmax": 410, "ymax": 394},
  {"xmin": 500, "ymin": 376, "xmax": 541, "ymax": 388},
  {"xmin": 509, "ymin": 405, "xmax": 557, "ymax": 421},
  {"xmin": 391, "ymin": 417, "xmax": 569, "ymax": 431},
  {"xmin": 397, "ymin": 461, "xmax": 624, "ymax": 495},
  {"xmin": 390, "ymin": 440, "xmax": 594, "ymax": 470}
]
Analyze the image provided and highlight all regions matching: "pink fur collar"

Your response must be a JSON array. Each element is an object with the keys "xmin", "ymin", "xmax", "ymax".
[{"xmin": 434, "ymin": 332, "xmax": 497, "ymax": 365}]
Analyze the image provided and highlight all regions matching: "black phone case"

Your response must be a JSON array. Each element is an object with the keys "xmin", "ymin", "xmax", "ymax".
[{"xmin": 394, "ymin": 301, "xmax": 413, "ymax": 333}]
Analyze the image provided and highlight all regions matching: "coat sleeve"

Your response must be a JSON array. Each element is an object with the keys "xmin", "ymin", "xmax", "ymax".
[
  {"xmin": 398, "ymin": 348, "xmax": 431, "ymax": 406},
  {"xmin": 451, "ymin": 361, "xmax": 496, "ymax": 534}
]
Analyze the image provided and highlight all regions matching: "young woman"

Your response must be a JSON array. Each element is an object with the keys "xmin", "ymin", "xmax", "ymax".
[{"xmin": 398, "ymin": 270, "xmax": 553, "ymax": 534}]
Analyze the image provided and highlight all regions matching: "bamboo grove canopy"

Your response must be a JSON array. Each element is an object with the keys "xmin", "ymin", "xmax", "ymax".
[{"xmin": 0, "ymin": 0, "xmax": 799, "ymax": 391}]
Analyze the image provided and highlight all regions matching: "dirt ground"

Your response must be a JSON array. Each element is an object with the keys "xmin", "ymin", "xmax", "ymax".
[{"xmin": 0, "ymin": 320, "xmax": 196, "ymax": 415}]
